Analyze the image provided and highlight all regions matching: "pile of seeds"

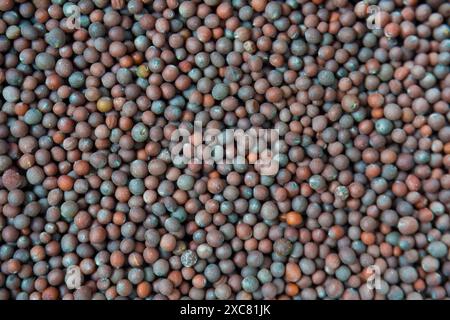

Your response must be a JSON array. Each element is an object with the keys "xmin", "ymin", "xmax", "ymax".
[{"xmin": 0, "ymin": 0, "xmax": 449, "ymax": 300}]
